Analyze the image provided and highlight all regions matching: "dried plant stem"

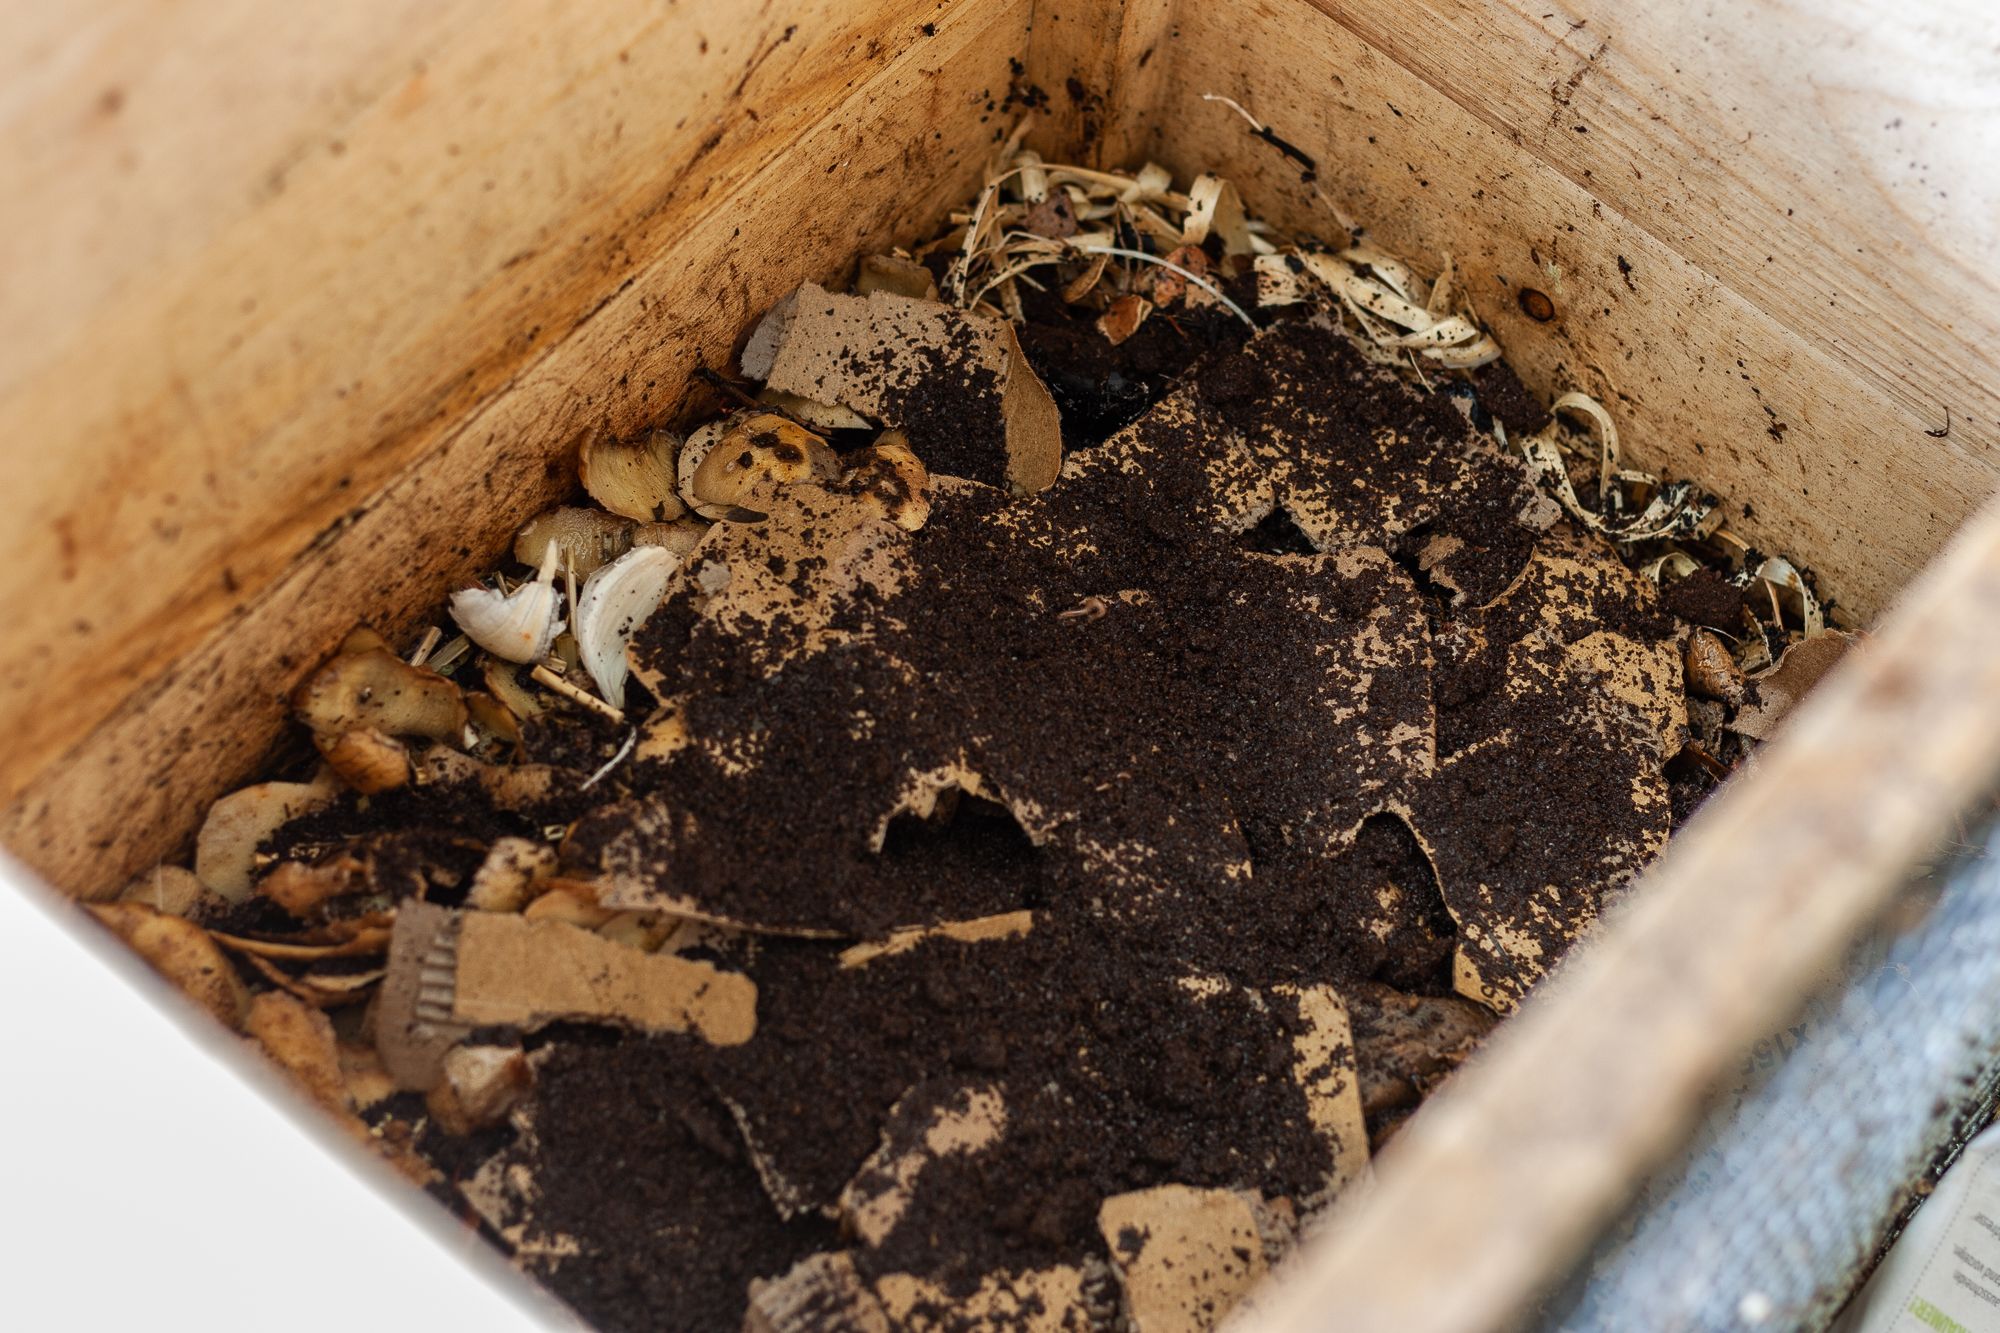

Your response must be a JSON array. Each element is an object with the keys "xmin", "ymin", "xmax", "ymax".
[
  {"xmin": 406, "ymin": 626, "xmax": 442, "ymax": 668},
  {"xmin": 530, "ymin": 665, "xmax": 623, "ymax": 722}
]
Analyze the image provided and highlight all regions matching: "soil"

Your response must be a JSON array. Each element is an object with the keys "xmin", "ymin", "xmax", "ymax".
[{"xmin": 1659, "ymin": 567, "xmax": 1747, "ymax": 633}]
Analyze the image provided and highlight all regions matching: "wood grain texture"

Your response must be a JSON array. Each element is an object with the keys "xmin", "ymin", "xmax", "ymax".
[
  {"xmin": 1301, "ymin": 0, "xmax": 2000, "ymax": 461},
  {"xmin": 1240, "ymin": 485, "xmax": 2000, "ymax": 1333},
  {"xmin": 1145, "ymin": 0, "xmax": 1997, "ymax": 626},
  {"xmin": 0, "ymin": 0, "xmax": 1002, "ymax": 815},
  {"xmin": 0, "ymin": 0, "xmax": 1033, "ymax": 897},
  {"xmin": 1022, "ymin": 0, "xmax": 1178, "ymax": 169}
]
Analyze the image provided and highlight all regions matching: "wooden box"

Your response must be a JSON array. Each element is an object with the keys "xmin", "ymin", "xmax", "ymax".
[{"xmin": 7, "ymin": 1, "xmax": 2000, "ymax": 1328}]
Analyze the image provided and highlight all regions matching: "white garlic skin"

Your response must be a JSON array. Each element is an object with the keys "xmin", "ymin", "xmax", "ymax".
[
  {"xmin": 575, "ymin": 545, "xmax": 681, "ymax": 710},
  {"xmin": 451, "ymin": 545, "xmax": 565, "ymax": 663}
]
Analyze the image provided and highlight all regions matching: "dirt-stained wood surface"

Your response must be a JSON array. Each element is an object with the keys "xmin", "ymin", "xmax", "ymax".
[{"xmin": 6, "ymin": 3, "xmax": 2000, "ymax": 1325}]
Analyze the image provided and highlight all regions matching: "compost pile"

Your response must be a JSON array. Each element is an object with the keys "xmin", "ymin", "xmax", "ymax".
[{"xmin": 87, "ymin": 138, "xmax": 1854, "ymax": 1333}]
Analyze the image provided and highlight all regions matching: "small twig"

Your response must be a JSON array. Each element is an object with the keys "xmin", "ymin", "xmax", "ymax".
[
  {"xmin": 580, "ymin": 727, "xmax": 640, "ymax": 792},
  {"xmin": 1057, "ymin": 596, "xmax": 1109, "ymax": 623},
  {"xmin": 564, "ymin": 551, "xmax": 579, "ymax": 636},
  {"xmin": 695, "ymin": 366, "xmax": 763, "ymax": 410},
  {"xmin": 1682, "ymin": 743, "xmax": 1734, "ymax": 783},
  {"xmin": 427, "ymin": 634, "xmax": 471, "ymax": 675},
  {"xmin": 1077, "ymin": 247, "xmax": 1256, "ymax": 327},
  {"xmin": 407, "ymin": 626, "xmax": 442, "ymax": 669},
  {"xmin": 531, "ymin": 665, "xmax": 623, "ymax": 722}
]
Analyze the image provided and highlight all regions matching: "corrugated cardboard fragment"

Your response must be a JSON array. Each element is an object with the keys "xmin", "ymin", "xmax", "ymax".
[{"xmin": 743, "ymin": 283, "xmax": 1061, "ymax": 495}]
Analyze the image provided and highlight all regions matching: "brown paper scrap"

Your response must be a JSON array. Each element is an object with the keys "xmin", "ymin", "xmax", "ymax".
[
  {"xmin": 1098, "ymin": 1185, "xmax": 1268, "ymax": 1333},
  {"xmin": 1730, "ymin": 630, "xmax": 1862, "ymax": 740}
]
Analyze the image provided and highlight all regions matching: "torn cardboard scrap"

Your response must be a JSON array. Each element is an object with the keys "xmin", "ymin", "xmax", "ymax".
[
  {"xmin": 873, "ymin": 1266, "xmax": 1091, "ymax": 1333},
  {"xmin": 840, "ymin": 1082, "xmax": 1008, "ymax": 1247},
  {"xmin": 747, "ymin": 1251, "xmax": 893, "ymax": 1333},
  {"xmin": 742, "ymin": 283, "xmax": 1062, "ymax": 495},
  {"xmin": 838, "ymin": 912, "xmax": 1034, "ymax": 969},
  {"xmin": 1730, "ymin": 629, "xmax": 1862, "ymax": 740},
  {"xmin": 1098, "ymin": 1185, "xmax": 1269, "ymax": 1333},
  {"xmin": 377, "ymin": 900, "xmax": 755, "ymax": 1090}
]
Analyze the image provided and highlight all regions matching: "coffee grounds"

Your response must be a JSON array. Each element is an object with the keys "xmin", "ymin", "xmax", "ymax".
[
  {"xmin": 1469, "ymin": 360, "xmax": 1553, "ymax": 438},
  {"xmin": 605, "ymin": 476, "xmax": 1434, "ymax": 937},
  {"xmin": 235, "ymin": 286, "xmax": 1698, "ymax": 1333},
  {"xmin": 867, "ymin": 320, "xmax": 1013, "ymax": 489},
  {"xmin": 1220, "ymin": 322, "xmax": 1546, "ymax": 607},
  {"xmin": 1013, "ymin": 279, "xmax": 1254, "ymax": 450},
  {"xmin": 1659, "ymin": 567, "xmax": 1746, "ymax": 633},
  {"xmin": 499, "ymin": 1039, "xmax": 839, "ymax": 1333}
]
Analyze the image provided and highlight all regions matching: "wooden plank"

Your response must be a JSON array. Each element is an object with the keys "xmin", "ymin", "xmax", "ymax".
[
  {"xmin": 0, "ymin": 0, "xmax": 1003, "ymax": 815},
  {"xmin": 1021, "ymin": 0, "xmax": 1177, "ymax": 169},
  {"xmin": 1144, "ymin": 0, "xmax": 1998, "ymax": 626},
  {"xmin": 0, "ymin": 0, "xmax": 1034, "ymax": 897},
  {"xmin": 1296, "ymin": 0, "xmax": 2000, "ymax": 474},
  {"xmin": 1236, "ymin": 491, "xmax": 2000, "ymax": 1331}
]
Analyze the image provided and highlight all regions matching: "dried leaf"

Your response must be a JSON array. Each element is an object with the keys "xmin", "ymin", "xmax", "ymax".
[
  {"xmin": 246, "ymin": 990, "xmax": 351, "ymax": 1112},
  {"xmin": 314, "ymin": 727, "xmax": 410, "ymax": 795},
  {"xmin": 291, "ymin": 648, "xmax": 468, "ymax": 741},
  {"xmin": 855, "ymin": 254, "xmax": 940, "ymax": 303},
  {"xmin": 581, "ymin": 426, "xmax": 688, "ymax": 523},
  {"xmin": 465, "ymin": 836, "xmax": 559, "ymax": 913},
  {"xmin": 511, "ymin": 505, "xmax": 635, "ymax": 578},
  {"xmin": 116, "ymin": 864, "xmax": 222, "ymax": 919},
  {"xmin": 1684, "ymin": 629, "xmax": 1748, "ymax": 705},
  {"xmin": 256, "ymin": 852, "xmax": 363, "ymax": 918}
]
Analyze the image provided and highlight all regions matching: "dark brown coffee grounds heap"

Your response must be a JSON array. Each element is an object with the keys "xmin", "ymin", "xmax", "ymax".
[
  {"xmin": 480, "ymin": 312, "xmax": 1676, "ymax": 1330},
  {"xmin": 195, "ymin": 288, "xmax": 1698, "ymax": 1333}
]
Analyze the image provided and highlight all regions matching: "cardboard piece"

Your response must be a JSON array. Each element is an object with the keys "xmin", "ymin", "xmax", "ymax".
[
  {"xmin": 837, "ymin": 912, "xmax": 1035, "ymax": 969},
  {"xmin": 1730, "ymin": 629, "xmax": 1862, "ymax": 740},
  {"xmin": 742, "ymin": 283, "xmax": 1061, "ymax": 495},
  {"xmin": 872, "ymin": 1267, "xmax": 1090, "ymax": 1333},
  {"xmin": 747, "ymin": 1252, "xmax": 894, "ymax": 1333},
  {"xmin": 1173, "ymin": 974, "xmax": 1369, "ymax": 1201},
  {"xmin": 376, "ymin": 900, "xmax": 755, "ymax": 1091},
  {"xmin": 1272, "ymin": 983, "xmax": 1372, "ymax": 1201},
  {"xmin": 838, "ymin": 1083, "xmax": 1009, "ymax": 1247},
  {"xmin": 1098, "ymin": 1185, "xmax": 1268, "ymax": 1333}
]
